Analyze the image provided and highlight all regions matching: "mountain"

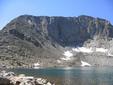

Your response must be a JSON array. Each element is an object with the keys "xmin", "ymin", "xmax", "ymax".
[{"xmin": 0, "ymin": 15, "xmax": 113, "ymax": 68}]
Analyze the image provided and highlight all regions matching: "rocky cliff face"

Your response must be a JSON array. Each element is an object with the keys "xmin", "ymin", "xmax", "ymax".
[{"xmin": 0, "ymin": 15, "xmax": 113, "ymax": 67}]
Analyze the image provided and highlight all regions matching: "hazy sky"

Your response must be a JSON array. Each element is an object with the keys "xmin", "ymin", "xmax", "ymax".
[{"xmin": 0, "ymin": 0, "xmax": 113, "ymax": 29}]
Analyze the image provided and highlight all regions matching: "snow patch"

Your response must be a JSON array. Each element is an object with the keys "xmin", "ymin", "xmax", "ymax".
[
  {"xmin": 34, "ymin": 63, "xmax": 40, "ymax": 66},
  {"xmin": 33, "ymin": 63, "xmax": 40, "ymax": 69},
  {"xmin": 72, "ymin": 47, "xmax": 108, "ymax": 53},
  {"xmin": 81, "ymin": 61, "xmax": 91, "ymax": 67},
  {"xmin": 57, "ymin": 60, "xmax": 61, "ymax": 63},
  {"xmin": 28, "ymin": 19, "xmax": 32, "ymax": 24},
  {"xmin": 61, "ymin": 51, "xmax": 73, "ymax": 61},
  {"xmin": 108, "ymin": 52, "xmax": 113, "ymax": 56},
  {"xmin": 61, "ymin": 57, "xmax": 71, "ymax": 61},
  {"xmin": 96, "ymin": 48, "xmax": 108, "ymax": 53},
  {"xmin": 63, "ymin": 51, "xmax": 73, "ymax": 57},
  {"xmin": 72, "ymin": 47, "xmax": 93, "ymax": 53}
]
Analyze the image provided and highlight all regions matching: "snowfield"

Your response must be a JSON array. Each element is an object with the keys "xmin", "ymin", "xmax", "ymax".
[
  {"xmin": 81, "ymin": 61, "xmax": 91, "ymax": 67},
  {"xmin": 61, "ymin": 51, "xmax": 73, "ymax": 61},
  {"xmin": 60, "ymin": 47, "xmax": 111, "ymax": 65},
  {"xmin": 72, "ymin": 47, "xmax": 93, "ymax": 53},
  {"xmin": 96, "ymin": 48, "xmax": 108, "ymax": 53},
  {"xmin": 63, "ymin": 51, "xmax": 73, "ymax": 57},
  {"xmin": 72, "ymin": 47, "xmax": 108, "ymax": 53}
]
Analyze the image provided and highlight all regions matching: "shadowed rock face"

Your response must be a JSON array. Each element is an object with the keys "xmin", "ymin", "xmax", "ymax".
[
  {"xmin": 0, "ymin": 15, "xmax": 113, "ymax": 67},
  {"xmin": 3, "ymin": 15, "xmax": 113, "ymax": 46}
]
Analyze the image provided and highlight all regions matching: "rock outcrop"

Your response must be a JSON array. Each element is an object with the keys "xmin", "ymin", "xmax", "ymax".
[
  {"xmin": 0, "ymin": 70, "xmax": 55, "ymax": 85},
  {"xmin": 0, "ymin": 15, "xmax": 113, "ymax": 67}
]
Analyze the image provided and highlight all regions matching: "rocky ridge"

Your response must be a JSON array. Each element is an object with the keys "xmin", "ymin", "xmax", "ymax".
[{"xmin": 0, "ymin": 15, "xmax": 113, "ymax": 67}]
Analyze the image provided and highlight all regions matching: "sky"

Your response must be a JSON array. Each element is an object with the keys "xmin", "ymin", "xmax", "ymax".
[{"xmin": 0, "ymin": 0, "xmax": 113, "ymax": 29}]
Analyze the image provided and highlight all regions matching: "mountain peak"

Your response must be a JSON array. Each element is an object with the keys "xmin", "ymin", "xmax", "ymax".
[
  {"xmin": 2, "ymin": 15, "xmax": 113, "ymax": 46},
  {"xmin": 1, "ymin": 15, "xmax": 113, "ymax": 67}
]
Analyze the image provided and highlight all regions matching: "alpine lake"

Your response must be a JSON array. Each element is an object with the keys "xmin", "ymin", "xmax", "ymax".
[{"xmin": 8, "ymin": 67, "xmax": 113, "ymax": 85}]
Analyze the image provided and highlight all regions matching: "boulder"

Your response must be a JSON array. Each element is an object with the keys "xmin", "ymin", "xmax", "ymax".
[{"xmin": 0, "ymin": 77, "xmax": 12, "ymax": 85}]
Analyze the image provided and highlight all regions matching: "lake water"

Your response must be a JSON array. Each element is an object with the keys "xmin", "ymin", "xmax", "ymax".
[{"xmin": 9, "ymin": 67, "xmax": 113, "ymax": 85}]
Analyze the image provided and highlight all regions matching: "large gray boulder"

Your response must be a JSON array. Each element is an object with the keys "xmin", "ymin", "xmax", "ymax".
[{"xmin": 0, "ymin": 77, "xmax": 12, "ymax": 85}]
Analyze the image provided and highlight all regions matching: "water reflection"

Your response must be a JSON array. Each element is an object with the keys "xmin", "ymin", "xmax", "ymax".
[
  {"xmin": 63, "ymin": 68, "xmax": 72, "ymax": 85},
  {"xmin": 79, "ymin": 67, "xmax": 98, "ymax": 85},
  {"xmin": 61, "ymin": 67, "xmax": 113, "ymax": 85}
]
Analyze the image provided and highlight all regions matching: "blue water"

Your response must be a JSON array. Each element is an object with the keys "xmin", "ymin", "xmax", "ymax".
[{"xmin": 9, "ymin": 67, "xmax": 113, "ymax": 85}]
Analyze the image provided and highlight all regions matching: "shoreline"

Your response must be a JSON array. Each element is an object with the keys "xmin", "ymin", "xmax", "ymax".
[
  {"xmin": 5, "ymin": 65, "xmax": 113, "ymax": 70},
  {"xmin": 0, "ymin": 69, "xmax": 55, "ymax": 85}
]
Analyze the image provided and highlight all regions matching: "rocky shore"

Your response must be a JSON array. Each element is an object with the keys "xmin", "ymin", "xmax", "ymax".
[{"xmin": 0, "ymin": 70, "xmax": 55, "ymax": 85}]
